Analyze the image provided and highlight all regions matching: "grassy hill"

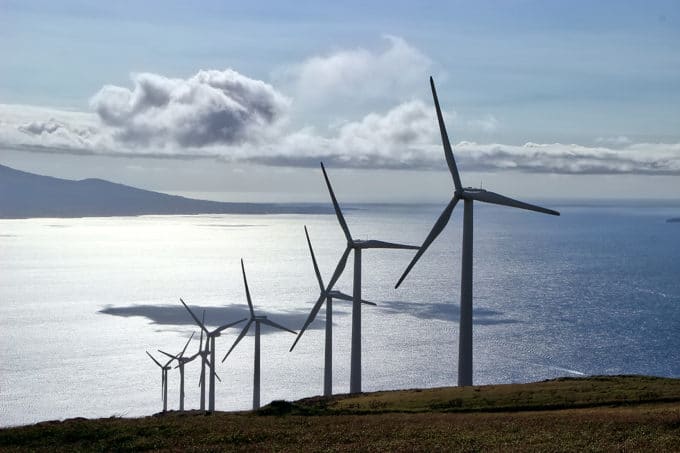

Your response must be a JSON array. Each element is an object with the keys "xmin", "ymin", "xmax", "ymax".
[{"xmin": 2, "ymin": 375, "xmax": 680, "ymax": 451}]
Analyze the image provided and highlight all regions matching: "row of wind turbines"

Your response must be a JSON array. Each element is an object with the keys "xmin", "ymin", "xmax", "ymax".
[{"xmin": 146, "ymin": 77, "xmax": 560, "ymax": 412}]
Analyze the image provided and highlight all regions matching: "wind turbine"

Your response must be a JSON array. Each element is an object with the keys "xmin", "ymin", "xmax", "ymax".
[
  {"xmin": 290, "ymin": 225, "xmax": 376, "ymax": 397},
  {"xmin": 146, "ymin": 351, "xmax": 175, "ymax": 412},
  {"xmin": 222, "ymin": 259, "xmax": 297, "ymax": 410},
  {"xmin": 191, "ymin": 311, "xmax": 222, "ymax": 411},
  {"xmin": 179, "ymin": 298, "xmax": 245, "ymax": 412},
  {"xmin": 185, "ymin": 310, "xmax": 225, "ymax": 411},
  {"xmin": 158, "ymin": 332, "xmax": 196, "ymax": 411},
  {"xmin": 395, "ymin": 76, "xmax": 560, "ymax": 387},
  {"xmin": 292, "ymin": 163, "xmax": 418, "ymax": 394}
]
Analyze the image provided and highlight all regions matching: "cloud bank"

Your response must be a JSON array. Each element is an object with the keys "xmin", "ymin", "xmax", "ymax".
[{"xmin": 1, "ymin": 38, "xmax": 679, "ymax": 176}]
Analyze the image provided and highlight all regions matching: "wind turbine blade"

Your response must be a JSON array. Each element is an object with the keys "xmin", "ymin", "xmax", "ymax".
[
  {"xmin": 261, "ymin": 318, "xmax": 297, "ymax": 335},
  {"xmin": 326, "ymin": 246, "xmax": 351, "ymax": 291},
  {"xmin": 360, "ymin": 240, "xmax": 419, "ymax": 249},
  {"xmin": 395, "ymin": 196, "xmax": 459, "ymax": 288},
  {"xmin": 304, "ymin": 225, "xmax": 325, "ymax": 292},
  {"xmin": 430, "ymin": 76, "xmax": 463, "ymax": 191},
  {"xmin": 289, "ymin": 294, "xmax": 326, "ymax": 352},
  {"xmin": 320, "ymin": 162, "xmax": 352, "ymax": 242},
  {"xmin": 146, "ymin": 351, "xmax": 163, "ymax": 368},
  {"xmin": 213, "ymin": 317, "xmax": 247, "ymax": 336},
  {"xmin": 331, "ymin": 291, "xmax": 353, "ymax": 301},
  {"xmin": 331, "ymin": 291, "xmax": 376, "ymax": 306},
  {"xmin": 158, "ymin": 349, "xmax": 178, "ymax": 361},
  {"xmin": 222, "ymin": 320, "xmax": 253, "ymax": 362},
  {"xmin": 197, "ymin": 311, "xmax": 205, "ymax": 351},
  {"xmin": 468, "ymin": 190, "xmax": 560, "ymax": 216},
  {"xmin": 163, "ymin": 355, "xmax": 175, "ymax": 367},
  {"xmin": 240, "ymin": 259, "xmax": 255, "ymax": 317},
  {"xmin": 179, "ymin": 332, "xmax": 195, "ymax": 358},
  {"xmin": 179, "ymin": 298, "xmax": 209, "ymax": 334},
  {"xmin": 214, "ymin": 371, "xmax": 222, "ymax": 383}
]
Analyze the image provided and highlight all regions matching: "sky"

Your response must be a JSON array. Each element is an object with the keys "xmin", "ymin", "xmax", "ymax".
[{"xmin": 1, "ymin": 0, "xmax": 679, "ymax": 202}]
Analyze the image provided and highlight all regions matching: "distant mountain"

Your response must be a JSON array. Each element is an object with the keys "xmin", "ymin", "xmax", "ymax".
[
  {"xmin": 667, "ymin": 218, "xmax": 680, "ymax": 223},
  {"xmin": 0, "ymin": 164, "xmax": 329, "ymax": 218}
]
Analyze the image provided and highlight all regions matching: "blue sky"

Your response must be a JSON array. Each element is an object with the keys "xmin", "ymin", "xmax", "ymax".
[{"xmin": 1, "ymin": 0, "xmax": 679, "ymax": 201}]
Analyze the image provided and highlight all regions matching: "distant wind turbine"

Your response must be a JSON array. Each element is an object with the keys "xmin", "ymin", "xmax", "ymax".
[
  {"xmin": 146, "ymin": 351, "xmax": 175, "ymax": 412},
  {"xmin": 191, "ymin": 311, "xmax": 223, "ymax": 411},
  {"xmin": 290, "ymin": 225, "xmax": 376, "ymax": 396},
  {"xmin": 222, "ymin": 259, "xmax": 297, "ymax": 410},
  {"xmin": 179, "ymin": 298, "xmax": 245, "ymax": 412},
  {"xmin": 291, "ymin": 163, "xmax": 418, "ymax": 394},
  {"xmin": 395, "ymin": 76, "xmax": 560, "ymax": 387},
  {"xmin": 158, "ymin": 332, "xmax": 196, "ymax": 411}
]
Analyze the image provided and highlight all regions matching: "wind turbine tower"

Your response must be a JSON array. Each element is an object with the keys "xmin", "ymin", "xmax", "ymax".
[{"xmin": 396, "ymin": 77, "xmax": 560, "ymax": 387}]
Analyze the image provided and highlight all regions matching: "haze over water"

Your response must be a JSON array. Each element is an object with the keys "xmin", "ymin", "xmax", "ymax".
[{"xmin": 1, "ymin": 202, "xmax": 679, "ymax": 427}]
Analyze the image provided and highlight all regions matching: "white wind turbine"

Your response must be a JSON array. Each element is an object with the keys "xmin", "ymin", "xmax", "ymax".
[
  {"xmin": 180, "ymin": 298, "xmax": 245, "ymax": 412},
  {"xmin": 146, "ymin": 351, "xmax": 175, "ymax": 412},
  {"xmin": 158, "ymin": 332, "xmax": 196, "ymax": 411},
  {"xmin": 222, "ymin": 259, "xmax": 297, "ymax": 410},
  {"xmin": 191, "ymin": 311, "xmax": 223, "ymax": 411},
  {"xmin": 291, "ymin": 163, "xmax": 418, "ymax": 394},
  {"xmin": 395, "ymin": 76, "xmax": 560, "ymax": 387},
  {"xmin": 290, "ymin": 225, "xmax": 376, "ymax": 397}
]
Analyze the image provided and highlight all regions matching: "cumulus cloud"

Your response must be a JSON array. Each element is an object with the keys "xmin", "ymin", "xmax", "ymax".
[
  {"xmin": 276, "ymin": 35, "xmax": 432, "ymax": 110},
  {"xmin": 90, "ymin": 69, "xmax": 290, "ymax": 148}
]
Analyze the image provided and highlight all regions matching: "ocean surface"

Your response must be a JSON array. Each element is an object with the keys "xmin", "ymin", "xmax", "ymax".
[{"xmin": 1, "ymin": 201, "xmax": 679, "ymax": 427}]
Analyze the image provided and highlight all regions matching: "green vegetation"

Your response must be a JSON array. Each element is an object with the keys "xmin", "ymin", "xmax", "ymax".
[{"xmin": 2, "ymin": 376, "xmax": 680, "ymax": 451}]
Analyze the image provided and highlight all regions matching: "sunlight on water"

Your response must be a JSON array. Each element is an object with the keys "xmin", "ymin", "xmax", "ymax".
[{"xmin": 1, "ymin": 203, "xmax": 679, "ymax": 426}]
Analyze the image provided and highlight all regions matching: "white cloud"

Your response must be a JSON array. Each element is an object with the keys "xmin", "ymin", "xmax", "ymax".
[
  {"xmin": 276, "ymin": 35, "xmax": 432, "ymax": 111},
  {"xmin": 90, "ymin": 69, "xmax": 290, "ymax": 148},
  {"xmin": 595, "ymin": 135, "xmax": 632, "ymax": 147},
  {"xmin": 466, "ymin": 114, "xmax": 499, "ymax": 134}
]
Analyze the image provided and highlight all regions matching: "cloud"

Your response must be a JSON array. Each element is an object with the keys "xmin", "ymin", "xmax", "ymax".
[
  {"xmin": 90, "ymin": 69, "xmax": 290, "ymax": 148},
  {"xmin": 276, "ymin": 35, "xmax": 432, "ymax": 111},
  {"xmin": 454, "ymin": 141, "xmax": 680, "ymax": 175},
  {"xmin": 595, "ymin": 135, "xmax": 632, "ymax": 148},
  {"xmin": 2, "ymin": 99, "xmax": 680, "ymax": 175},
  {"xmin": 1, "ymin": 37, "xmax": 679, "ymax": 176},
  {"xmin": 466, "ymin": 115, "xmax": 499, "ymax": 134}
]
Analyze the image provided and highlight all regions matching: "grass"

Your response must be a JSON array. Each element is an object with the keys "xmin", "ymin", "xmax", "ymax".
[{"xmin": 1, "ymin": 375, "xmax": 680, "ymax": 451}]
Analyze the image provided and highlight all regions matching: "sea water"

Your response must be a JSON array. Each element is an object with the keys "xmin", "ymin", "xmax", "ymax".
[{"xmin": 1, "ymin": 202, "xmax": 679, "ymax": 427}]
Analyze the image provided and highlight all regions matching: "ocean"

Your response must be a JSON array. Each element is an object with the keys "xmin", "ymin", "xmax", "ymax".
[{"xmin": 1, "ymin": 201, "xmax": 679, "ymax": 427}]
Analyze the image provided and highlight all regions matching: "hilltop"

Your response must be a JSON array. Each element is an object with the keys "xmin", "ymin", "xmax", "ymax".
[
  {"xmin": 0, "ymin": 164, "xmax": 328, "ymax": 218},
  {"xmin": 1, "ymin": 375, "xmax": 679, "ymax": 451}
]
